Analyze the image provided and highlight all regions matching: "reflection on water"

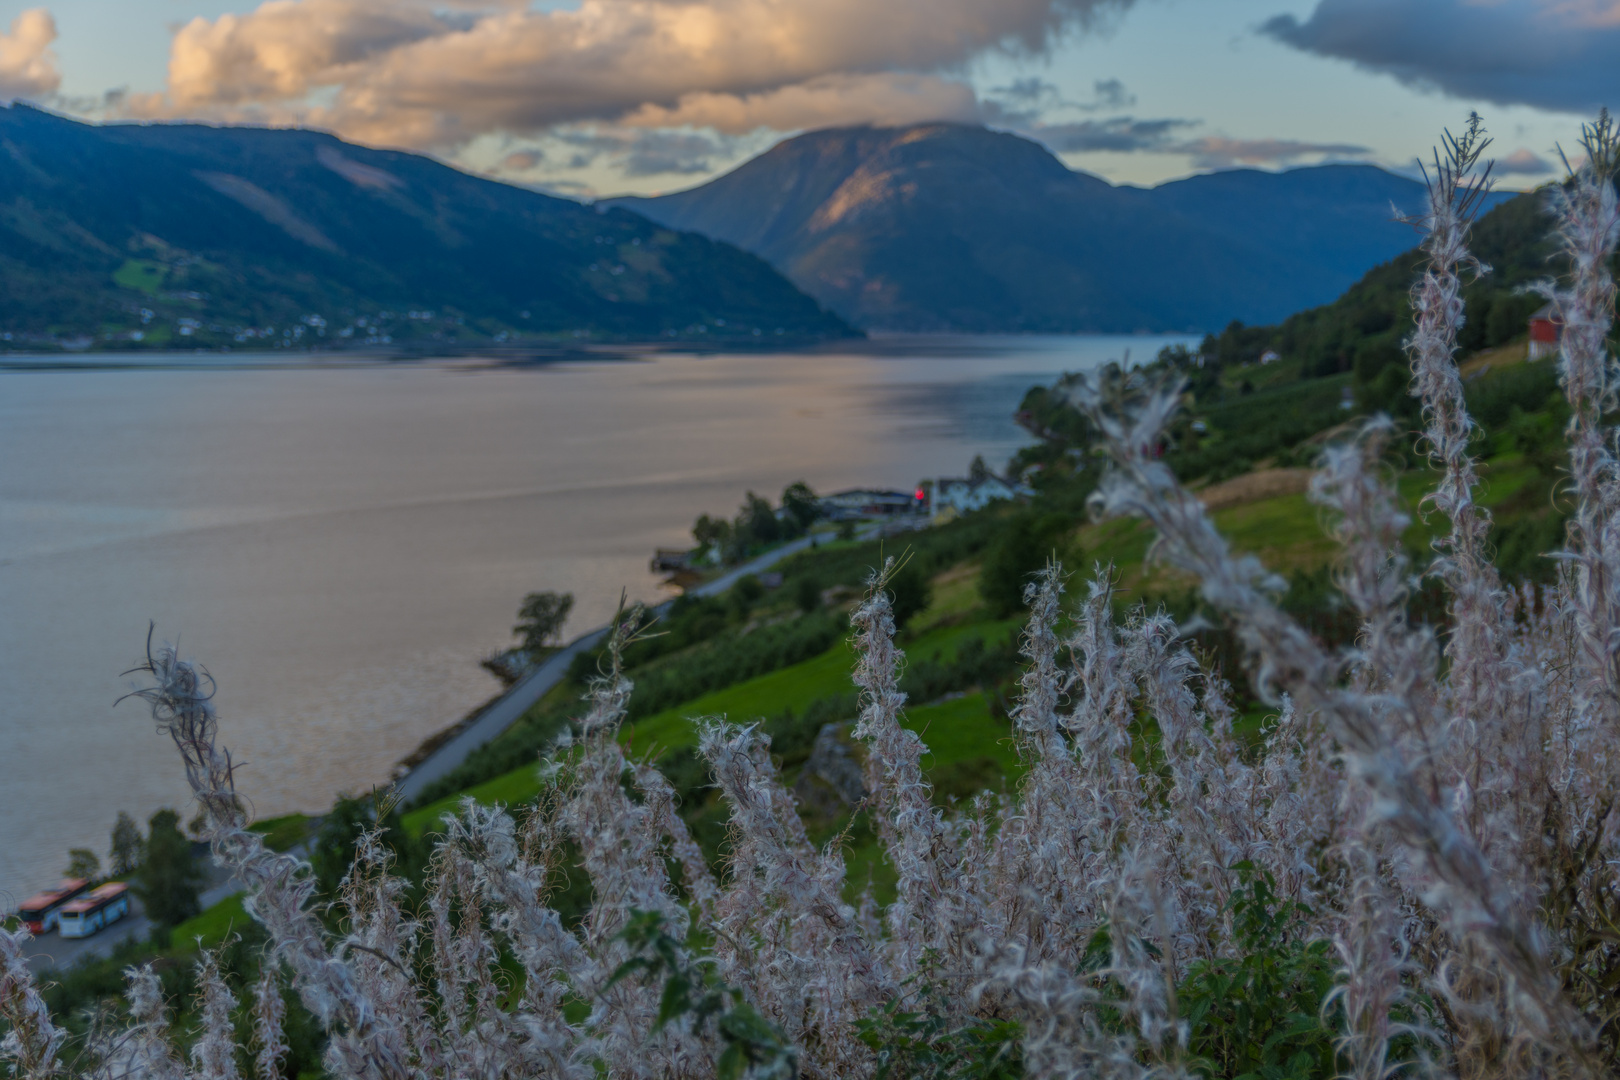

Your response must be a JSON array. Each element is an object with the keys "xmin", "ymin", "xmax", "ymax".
[{"xmin": 0, "ymin": 334, "xmax": 1190, "ymax": 897}]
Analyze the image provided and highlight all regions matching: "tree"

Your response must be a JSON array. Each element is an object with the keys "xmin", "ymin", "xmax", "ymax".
[
  {"xmin": 64, "ymin": 849, "xmax": 101, "ymax": 881},
  {"xmin": 736, "ymin": 491, "xmax": 781, "ymax": 549},
  {"xmin": 969, "ymin": 454, "xmax": 991, "ymax": 483},
  {"xmin": 692, "ymin": 513, "xmax": 731, "ymax": 552},
  {"xmin": 886, "ymin": 562, "xmax": 933, "ymax": 630},
  {"xmin": 979, "ymin": 512, "xmax": 1077, "ymax": 617},
  {"xmin": 515, "ymin": 590, "xmax": 574, "ymax": 654},
  {"xmin": 728, "ymin": 574, "xmax": 765, "ymax": 620},
  {"xmin": 780, "ymin": 481, "xmax": 820, "ymax": 535},
  {"xmin": 133, "ymin": 808, "xmax": 202, "ymax": 935},
  {"xmin": 110, "ymin": 811, "xmax": 144, "ymax": 876}
]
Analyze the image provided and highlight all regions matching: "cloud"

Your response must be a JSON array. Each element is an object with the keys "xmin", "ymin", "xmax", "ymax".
[
  {"xmin": 1091, "ymin": 77, "xmax": 1134, "ymax": 109},
  {"xmin": 994, "ymin": 76, "xmax": 1061, "ymax": 103},
  {"xmin": 1020, "ymin": 116, "xmax": 1371, "ymax": 169},
  {"xmin": 552, "ymin": 128, "xmax": 730, "ymax": 177},
  {"xmin": 0, "ymin": 8, "xmax": 61, "ymax": 100},
  {"xmin": 620, "ymin": 73, "xmax": 979, "ymax": 134},
  {"xmin": 1179, "ymin": 136, "xmax": 1371, "ymax": 168},
  {"xmin": 499, "ymin": 149, "xmax": 544, "ymax": 172},
  {"xmin": 1025, "ymin": 115, "xmax": 1197, "ymax": 153},
  {"xmin": 1495, "ymin": 147, "xmax": 1555, "ymax": 175},
  {"xmin": 985, "ymin": 75, "xmax": 1135, "ymax": 124},
  {"xmin": 622, "ymin": 132, "xmax": 723, "ymax": 176},
  {"xmin": 1262, "ymin": 0, "xmax": 1619, "ymax": 115},
  {"xmin": 132, "ymin": 0, "xmax": 1133, "ymax": 149}
]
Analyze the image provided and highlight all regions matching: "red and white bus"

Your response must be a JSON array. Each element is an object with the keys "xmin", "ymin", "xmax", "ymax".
[
  {"xmin": 15, "ymin": 878, "xmax": 90, "ymax": 934},
  {"xmin": 57, "ymin": 882, "xmax": 131, "ymax": 939}
]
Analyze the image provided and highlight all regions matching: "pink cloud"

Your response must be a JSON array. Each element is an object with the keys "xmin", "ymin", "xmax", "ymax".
[
  {"xmin": 0, "ymin": 9, "xmax": 61, "ymax": 101},
  {"xmin": 126, "ymin": 0, "xmax": 1131, "ymax": 149}
]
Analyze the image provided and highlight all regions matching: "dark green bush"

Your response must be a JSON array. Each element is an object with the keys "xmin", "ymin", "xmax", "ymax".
[
  {"xmin": 979, "ymin": 513, "xmax": 1077, "ymax": 617},
  {"xmin": 857, "ymin": 989, "xmax": 1023, "ymax": 1080},
  {"xmin": 1178, "ymin": 866, "xmax": 1342, "ymax": 1080},
  {"xmin": 887, "ymin": 561, "xmax": 934, "ymax": 630}
]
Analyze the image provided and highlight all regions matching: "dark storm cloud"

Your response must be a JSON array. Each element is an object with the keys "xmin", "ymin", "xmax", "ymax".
[{"xmin": 1262, "ymin": 0, "xmax": 1619, "ymax": 115}]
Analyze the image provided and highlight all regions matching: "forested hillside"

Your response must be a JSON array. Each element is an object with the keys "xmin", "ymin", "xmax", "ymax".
[
  {"xmin": 1191, "ymin": 190, "xmax": 1563, "ymax": 407},
  {"xmin": 0, "ymin": 104, "xmax": 850, "ymax": 350}
]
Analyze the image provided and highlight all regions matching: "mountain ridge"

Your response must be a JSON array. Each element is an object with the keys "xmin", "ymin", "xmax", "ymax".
[
  {"xmin": 0, "ymin": 104, "xmax": 851, "ymax": 349},
  {"xmin": 606, "ymin": 123, "xmax": 1513, "ymax": 333}
]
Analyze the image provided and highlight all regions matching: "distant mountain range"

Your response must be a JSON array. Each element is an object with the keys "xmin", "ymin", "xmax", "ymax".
[
  {"xmin": 0, "ymin": 110, "xmax": 1522, "ymax": 348},
  {"xmin": 0, "ymin": 104, "xmax": 849, "ymax": 350},
  {"xmin": 607, "ymin": 123, "xmax": 1516, "ymax": 333}
]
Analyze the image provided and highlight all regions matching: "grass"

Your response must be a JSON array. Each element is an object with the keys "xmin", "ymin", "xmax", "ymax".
[
  {"xmin": 168, "ymin": 893, "xmax": 249, "ymax": 950},
  {"xmin": 250, "ymin": 813, "xmax": 312, "ymax": 853},
  {"xmin": 402, "ymin": 762, "xmax": 547, "ymax": 836},
  {"xmin": 627, "ymin": 640, "xmax": 859, "ymax": 756},
  {"xmin": 828, "ymin": 689, "xmax": 1019, "ymax": 903},
  {"xmin": 112, "ymin": 259, "xmax": 166, "ymax": 295},
  {"xmin": 1459, "ymin": 335, "xmax": 1531, "ymax": 379},
  {"xmin": 908, "ymin": 560, "xmax": 984, "ymax": 634},
  {"xmin": 1079, "ymin": 449, "xmax": 1547, "ymax": 599},
  {"xmin": 398, "ymin": 443, "xmax": 1554, "ymax": 848},
  {"xmin": 1217, "ymin": 492, "xmax": 1338, "ymax": 572},
  {"xmin": 395, "ymin": 442, "xmax": 1558, "ymax": 852},
  {"xmin": 907, "ymin": 692, "xmax": 1020, "ymax": 779},
  {"xmin": 628, "ymin": 614, "xmax": 1020, "ymax": 756}
]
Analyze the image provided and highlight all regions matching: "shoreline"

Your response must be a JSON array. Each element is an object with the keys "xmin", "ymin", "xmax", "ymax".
[{"xmin": 0, "ymin": 328, "xmax": 1196, "ymax": 372}]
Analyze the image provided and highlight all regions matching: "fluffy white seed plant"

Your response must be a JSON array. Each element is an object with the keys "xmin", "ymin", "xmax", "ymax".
[{"xmin": 0, "ymin": 554, "xmax": 1343, "ymax": 1080}]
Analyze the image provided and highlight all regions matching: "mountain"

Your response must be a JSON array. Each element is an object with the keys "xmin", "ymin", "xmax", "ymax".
[
  {"xmin": 605, "ymin": 123, "xmax": 1514, "ymax": 334},
  {"xmin": 0, "ymin": 104, "xmax": 850, "ymax": 349}
]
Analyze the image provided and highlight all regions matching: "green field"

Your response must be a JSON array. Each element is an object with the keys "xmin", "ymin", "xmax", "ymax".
[
  {"xmin": 403, "ymin": 760, "xmax": 549, "ymax": 835},
  {"xmin": 168, "ymin": 892, "xmax": 249, "ymax": 950},
  {"xmin": 112, "ymin": 259, "xmax": 166, "ymax": 295}
]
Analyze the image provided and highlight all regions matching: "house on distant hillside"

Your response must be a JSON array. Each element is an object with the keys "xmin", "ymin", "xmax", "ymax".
[
  {"xmin": 1529, "ymin": 303, "xmax": 1564, "ymax": 360},
  {"xmin": 1260, "ymin": 349, "xmax": 1281, "ymax": 365},
  {"xmin": 931, "ymin": 474, "xmax": 1032, "ymax": 520},
  {"xmin": 819, "ymin": 489, "xmax": 922, "ymax": 520}
]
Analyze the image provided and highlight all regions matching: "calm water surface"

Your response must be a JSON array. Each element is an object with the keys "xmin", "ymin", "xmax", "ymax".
[{"xmin": 0, "ymin": 334, "xmax": 1191, "ymax": 898}]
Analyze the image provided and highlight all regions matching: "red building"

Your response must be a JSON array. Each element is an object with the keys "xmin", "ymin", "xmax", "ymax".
[{"xmin": 1529, "ymin": 303, "xmax": 1563, "ymax": 360}]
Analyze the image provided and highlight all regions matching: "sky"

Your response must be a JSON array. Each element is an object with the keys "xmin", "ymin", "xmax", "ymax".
[{"xmin": 0, "ymin": 0, "xmax": 1613, "ymax": 199}]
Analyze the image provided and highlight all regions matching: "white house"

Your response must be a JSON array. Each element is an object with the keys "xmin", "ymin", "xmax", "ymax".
[{"xmin": 931, "ymin": 474, "xmax": 1031, "ymax": 519}]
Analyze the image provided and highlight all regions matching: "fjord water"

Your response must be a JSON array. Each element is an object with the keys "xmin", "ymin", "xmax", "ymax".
[{"xmin": 0, "ymin": 335, "xmax": 1190, "ymax": 898}]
